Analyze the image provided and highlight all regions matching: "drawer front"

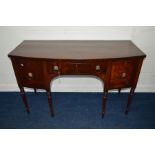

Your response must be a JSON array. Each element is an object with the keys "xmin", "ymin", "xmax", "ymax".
[
  {"xmin": 46, "ymin": 60, "xmax": 107, "ymax": 75},
  {"xmin": 77, "ymin": 63, "xmax": 93, "ymax": 74},
  {"xmin": 15, "ymin": 59, "xmax": 44, "ymax": 87},
  {"xmin": 61, "ymin": 62, "xmax": 77, "ymax": 74},
  {"xmin": 61, "ymin": 62, "xmax": 93, "ymax": 74},
  {"xmin": 110, "ymin": 60, "xmax": 137, "ymax": 88},
  {"xmin": 61, "ymin": 61, "xmax": 107, "ymax": 75}
]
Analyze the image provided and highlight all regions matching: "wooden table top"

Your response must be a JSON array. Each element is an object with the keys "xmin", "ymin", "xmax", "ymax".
[{"xmin": 8, "ymin": 40, "xmax": 146, "ymax": 60}]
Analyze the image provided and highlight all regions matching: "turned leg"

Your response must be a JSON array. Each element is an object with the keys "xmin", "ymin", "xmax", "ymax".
[
  {"xmin": 125, "ymin": 88, "xmax": 135, "ymax": 114},
  {"xmin": 34, "ymin": 88, "xmax": 37, "ymax": 94},
  {"xmin": 102, "ymin": 91, "xmax": 108, "ymax": 118},
  {"xmin": 118, "ymin": 88, "xmax": 121, "ymax": 94},
  {"xmin": 47, "ymin": 91, "xmax": 54, "ymax": 117},
  {"xmin": 20, "ymin": 87, "xmax": 30, "ymax": 113}
]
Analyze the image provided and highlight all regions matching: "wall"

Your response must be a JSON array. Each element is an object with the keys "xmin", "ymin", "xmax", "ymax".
[
  {"xmin": 131, "ymin": 26, "xmax": 155, "ymax": 92},
  {"xmin": 0, "ymin": 26, "xmax": 154, "ymax": 92}
]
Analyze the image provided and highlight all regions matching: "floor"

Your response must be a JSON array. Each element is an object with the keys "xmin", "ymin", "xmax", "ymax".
[{"xmin": 0, "ymin": 92, "xmax": 155, "ymax": 129}]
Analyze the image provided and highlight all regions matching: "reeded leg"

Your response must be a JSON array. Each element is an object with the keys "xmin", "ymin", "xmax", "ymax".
[
  {"xmin": 102, "ymin": 91, "xmax": 108, "ymax": 118},
  {"xmin": 118, "ymin": 88, "xmax": 121, "ymax": 94},
  {"xmin": 20, "ymin": 87, "xmax": 30, "ymax": 113},
  {"xmin": 47, "ymin": 91, "xmax": 54, "ymax": 117},
  {"xmin": 34, "ymin": 88, "xmax": 37, "ymax": 94},
  {"xmin": 125, "ymin": 88, "xmax": 135, "ymax": 115}
]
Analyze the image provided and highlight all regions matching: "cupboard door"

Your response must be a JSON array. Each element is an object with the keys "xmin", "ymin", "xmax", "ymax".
[
  {"xmin": 15, "ymin": 58, "xmax": 44, "ymax": 88},
  {"xmin": 110, "ymin": 60, "xmax": 137, "ymax": 88}
]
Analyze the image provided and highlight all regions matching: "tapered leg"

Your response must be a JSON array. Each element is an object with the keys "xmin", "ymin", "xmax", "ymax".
[
  {"xmin": 20, "ymin": 87, "xmax": 30, "ymax": 113},
  {"xmin": 47, "ymin": 91, "xmax": 54, "ymax": 117},
  {"xmin": 102, "ymin": 91, "xmax": 108, "ymax": 118},
  {"xmin": 125, "ymin": 88, "xmax": 135, "ymax": 114},
  {"xmin": 118, "ymin": 88, "xmax": 121, "ymax": 94},
  {"xmin": 34, "ymin": 88, "xmax": 37, "ymax": 94}
]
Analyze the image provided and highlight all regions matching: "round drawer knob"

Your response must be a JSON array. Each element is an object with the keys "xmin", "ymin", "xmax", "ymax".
[
  {"xmin": 28, "ymin": 72, "xmax": 33, "ymax": 77},
  {"xmin": 20, "ymin": 63, "xmax": 24, "ymax": 67},
  {"xmin": 122, "ymin": 72, "xmax": 126, "ymax": 78},
  {"xmin": 53, "ymin": 65, "xmax": 59, "ymax": 71},
  {"xmin": 96, "ymin": 65, "xmax": 100, "ymax": 71}
]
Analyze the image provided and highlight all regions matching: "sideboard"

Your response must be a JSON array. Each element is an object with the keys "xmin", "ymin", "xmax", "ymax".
[{"xmin": 8, "ymin": 40, "xmax": 146, "ymax": 118}]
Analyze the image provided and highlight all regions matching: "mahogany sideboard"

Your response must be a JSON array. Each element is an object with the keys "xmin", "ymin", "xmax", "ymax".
[{"xmin": 8, "ymin": 40, "xmax": 146, "ymax": 118}]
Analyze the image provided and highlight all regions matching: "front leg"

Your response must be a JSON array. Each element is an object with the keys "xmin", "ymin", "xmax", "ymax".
[
  {"xmin": 118, "ymin": 88, "xmax": 121, "ymax": 94},
  {"xmin": 125, "ymin": 88, "xmax": 135, "ymax": 114},
  {"xmin": 20, "ymin": 87, "xmax": 30, "ymax": 114},
  {"xmin": 102, "ymin": 91, "xmax": 108, "ymax": 118},
  {"xmin": 34, "ymin": 88, "xmax": 37, "ymax": 94},
  {"xmin": 47, "ymin": 90, "xmax": 54, "ymax": 117}
]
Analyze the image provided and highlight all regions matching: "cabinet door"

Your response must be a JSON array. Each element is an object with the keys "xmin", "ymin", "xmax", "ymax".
[
  {"xmin": 15, "ymin": 58, "xmax": 44, "ymax": 88},
  {"xmin": 109, "ymin": 60, "xmax": 137, "ymax": 89}
]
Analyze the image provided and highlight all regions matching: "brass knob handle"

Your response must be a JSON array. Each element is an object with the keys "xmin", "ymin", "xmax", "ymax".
[
  {"xmin": 96, "ymin": 65, "xmax": 100, "ymax": 71},
  {"xmin": 121, "ymin": 72, "xmax": 126, "ymax": 78},
  {"xmin": 53, "ymin": 65, "xmax": 59, "ymax": 71},
  {"xmin": 28, "ymin": 72, "xmax": 33, "ymax": 77}
]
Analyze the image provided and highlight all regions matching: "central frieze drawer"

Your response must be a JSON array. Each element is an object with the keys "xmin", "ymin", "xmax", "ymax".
[
  {"xmin": 61, "ymin": 61, "xmax": 107, "ymax": 75},
  {"xmin": 47, "ymin": 61, "xmax": 107, "ymax": 75},
  {"xmin": 61, "ymin": 62, "xmax": 93, "ymax": 74},
  {"xmin": 61, "ymin": 62, "xmax": 78, "ymax": 74}
]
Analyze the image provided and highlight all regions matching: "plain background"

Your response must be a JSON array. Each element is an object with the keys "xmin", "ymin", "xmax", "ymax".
[
  {"xmin": 0, "ymin": 0, "xmax": 155, "ymax": 155},
  {"xmin": 1, "ymin": 26, "xmax": 155, "ymax": 92}
]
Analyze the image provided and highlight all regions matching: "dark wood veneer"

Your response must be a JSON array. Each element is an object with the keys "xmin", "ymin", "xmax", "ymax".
[{"xmin": 8, "ymin": 40, "xmax": 146, "ymax": 118}]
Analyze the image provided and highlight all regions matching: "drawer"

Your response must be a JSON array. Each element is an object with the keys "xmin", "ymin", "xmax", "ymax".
[
  {"xmin": 47, "ymin": 61, "xmax": 107, "ymax": 75},
  {"xmin": 61, "ymin": 61, "xmax": 107, "ymax": 75},
  {"xmin": 77, "ymin": 63, "xmax": 93, "ymax": 74},
  {"xmin": 109, "ymin": 60, "xmax": 137, "ymax": 88},
  {"xmin": 61, "ymin": 62, "xmax": 94, "ymax": 74},
  {"xmin": 15, "ymin": 58, "xmax": 44, "ymax": 86},
  {"xmin": 77, "ymin": 62, "xmax": 107, "ymax": 74}
]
